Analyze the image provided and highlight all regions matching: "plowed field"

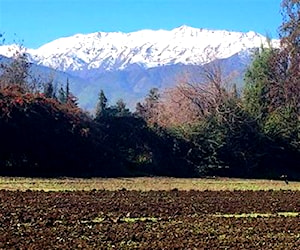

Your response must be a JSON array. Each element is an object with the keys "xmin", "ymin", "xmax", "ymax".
[{"xmin": 0, "ymin": 190, "xmax": 299, "ymax": 249}]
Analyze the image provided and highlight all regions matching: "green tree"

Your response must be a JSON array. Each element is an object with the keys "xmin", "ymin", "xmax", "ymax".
[
  {"xmin": 242, "ymin": 0, "xmax": 300, "ymax": 164},
  {"xmin": 44, "ymin": 80, "xmax": 56, "ymax": 99},
  {"xmin": 243, "ymin": 46, "xmax": 276, "ymax": 122},
  {"xmin": 95, "ymin": 90, "xmax": 108, "ymax": 119},
  {"xmin": 115, "ymin": 99, "xmax": 130, "ymax": 117},
  {"xmin": 58, "ymin": 85, "xmax": 67, "ymax": 103},
  {"xmin": 57, "ymin": 79, "xmax": 75, "ymax": 105},
  {"xmin": 135, "ymin": 88, "xmax": 160, "ymax": 124},
  {"xmin": 135, "ymin": 102, "xmax": 147, "ymax": 118}
]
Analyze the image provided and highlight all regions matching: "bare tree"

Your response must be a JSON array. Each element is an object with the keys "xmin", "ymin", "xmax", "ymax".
[
  {"xmin": 279, "ymin": 0, "xmax": 300, "ymax": 116},
  {"xmin": 0, "ymin": 45, "xmax": 30, "ymax": 91},
  {"xmin": 154, "ymin": 57, "xmax": 239, "ymax": 129}
]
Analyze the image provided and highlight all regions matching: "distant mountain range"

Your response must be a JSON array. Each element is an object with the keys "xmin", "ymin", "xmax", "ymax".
[{"xmin": 0, "ymin": 26, "xmax": 279, "ymax": 111}]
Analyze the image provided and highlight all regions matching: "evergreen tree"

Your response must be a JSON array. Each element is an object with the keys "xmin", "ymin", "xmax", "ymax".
[
  {"xmin": 66, "ymin": 78, "xmax": 70, "ymax": 103},
  {"xmin": 243, "ymin": 47, "xmax": 275, "ymax": 122},
  {"xmin": 58, "ymin": 86, "xmax": 67, "ymax": 103},
  {"xmin": 243, "ymin": 0, "xmax": 300, "ymax": 150},
  {"xmin": 115, "ymin": 98, "xmax": 130, "ymax": 117},
  {"xmin": 231, "ymin": 83, "xmax": 239, "ymax": 99},
  {"xmin": 135, "ymin": 102, "xmax": 147, "ymax": 118},
  {"xmin": 44, "ymin": 81, "xmax": 56, "ymax": 99},
  {"xmin": 95, "ymin": 90, "xmax": 108, "ymax": 119},
  {"xmin": 135, "ymin": 88, "xmax": 160, "ymax": 124},
  {"xmin": 147, "ymin": 88, "xmax": 160, "ymax": 105}
]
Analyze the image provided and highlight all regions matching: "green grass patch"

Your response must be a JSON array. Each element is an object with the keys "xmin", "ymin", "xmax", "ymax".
[
  {"xmin": 213, "ymin": 212, "xmax": 299, "ymax": 218},
  {"xmin": 0, "ymin": 177, "xmax": 299, "ymax": 191},
  {"xmin": 121, "ymin": 217, "xmax": 158, "ymax": 223},
  {"xmin": 91, "ymin": 217, "xmax": 106, "ymax": 223},
  {"xmin": 81, "ymin": 216, "xmax": 158, "ymax": 224}
]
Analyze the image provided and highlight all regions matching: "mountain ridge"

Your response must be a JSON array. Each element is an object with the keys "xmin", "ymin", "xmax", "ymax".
[
  {"xmin": 0, "ymin": 26, "xmax": 280, "ymax": 110},
  {"xmin": 0, "ymin": 26, "xmax": 279, "ymax": 75}
]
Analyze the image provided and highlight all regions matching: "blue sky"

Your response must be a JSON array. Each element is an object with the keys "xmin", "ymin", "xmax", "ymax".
[{"xmin": 0, "ymin": 0, "xmax": 282, "ymax": 49}]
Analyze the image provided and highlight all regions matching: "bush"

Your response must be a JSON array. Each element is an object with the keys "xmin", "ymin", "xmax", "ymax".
[{"xmin": 0, "ymin": 86, "xmax": 114, "ymax": 176}]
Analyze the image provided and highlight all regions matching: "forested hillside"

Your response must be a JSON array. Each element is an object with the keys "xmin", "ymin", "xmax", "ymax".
[{"xmin": 0, "ymin": 0, "xmax": 299, "ymax": 179}]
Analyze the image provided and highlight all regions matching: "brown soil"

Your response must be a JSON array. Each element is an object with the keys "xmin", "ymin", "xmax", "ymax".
[{"xmin": 0, "ymin": 190, "xmax": 299, "ymax": 249}]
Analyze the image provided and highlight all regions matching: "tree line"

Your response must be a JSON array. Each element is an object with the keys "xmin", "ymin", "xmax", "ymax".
[{"xmin": 0, "ymin": 0, "xmax": 299, "ymax": 179}]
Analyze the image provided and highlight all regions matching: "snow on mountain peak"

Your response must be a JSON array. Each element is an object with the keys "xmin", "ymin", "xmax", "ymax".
[{"xmin": 0, "ymin": 26, "xmax": 279, "ymax": 74}]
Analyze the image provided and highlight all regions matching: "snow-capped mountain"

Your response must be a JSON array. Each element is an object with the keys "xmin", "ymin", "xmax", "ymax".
[
  {"xmin": 1, "ymin": 26, "xmax": 278, "ymax": 76},
  {"xmin": 0, "ymin": 26, "xmax": 279, "ymax": 110}
]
